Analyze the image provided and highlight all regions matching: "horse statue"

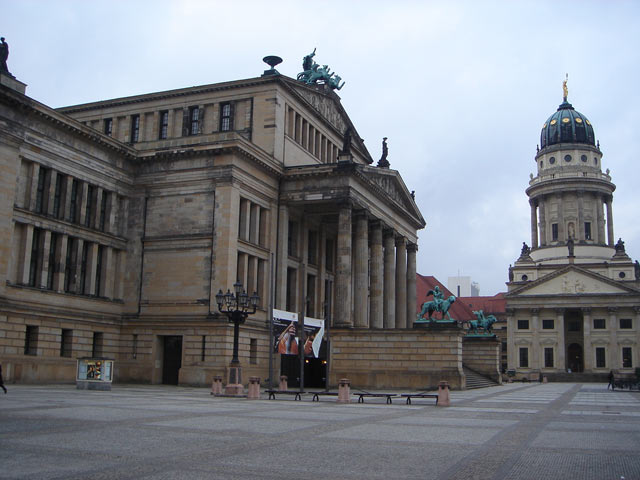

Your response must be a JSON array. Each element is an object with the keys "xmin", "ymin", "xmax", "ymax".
[
  {"xmin": 417, "ymin": 295, "xmax": 456, "ymax": 321},
  {"xmin": 467, "ymin": 310, "xmax": 497, "ymax": 335}
]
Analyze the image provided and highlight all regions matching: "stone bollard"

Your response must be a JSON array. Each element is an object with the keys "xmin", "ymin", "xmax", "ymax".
[
  {"xmin": 437, "ymin": 381, "xmax": 450, "ymax": 407},
  {"xmin": 543, "ymin": 376, "xmax": 548, "ymax": 384},
  {"xmin": 210, "ymin": 375, "xmax": 223, "ymax": 395},
  {"xmin": 247, "ymin": 376, "xmax": 261, "ymax": 400},
  {"xmin": 279, "ymin": 375, "xmax": 288, "ymax": 391},
  {"xmin": 337, "ymin": 378, "xmax": 351, "ymax": 404}
]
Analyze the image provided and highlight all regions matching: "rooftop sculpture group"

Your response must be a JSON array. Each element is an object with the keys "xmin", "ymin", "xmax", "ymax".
[{"xmin": 297, "ymin": 48, "xmax": 345, "ymax": 91}]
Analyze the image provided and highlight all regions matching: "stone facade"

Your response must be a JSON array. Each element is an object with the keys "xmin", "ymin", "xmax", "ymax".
[{"xmin": 0, "ymin": 68, "xmax": 425, "ymax": 387}]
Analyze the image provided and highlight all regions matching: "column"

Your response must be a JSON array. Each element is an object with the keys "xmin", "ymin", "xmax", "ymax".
[
  {"xmin": 46, "ymin": 171, "xmax": 58, "ymax": 216},
  {"xmin": 406, "ymin": 243, "xmax": 417, "ymax": 328},
  {"xmin": 556, "ymin": 193, "xmax": 564, "ymax": 241},
  {"xmin": 608, "ymin": 307, "xmax": 618, "ymax": 368},
  {"xmin": 94, "ymin": 188, "xmax": 104, "ymax": 230},
  {"xmin": 40, "ymin": 230, "xmax": 52, "ymax": 289},
  {"xmin": 103, "ymin": 246, "xmax": 115, "ymax": 299},
  {"xmin": 27, "ymin": 162, "xmax": 40, "ymax": 211},
  {"xmin": 334, "ymin": 203, "xmax": 352, "ymax": 328},
  {"xmin": 369, "ymin": 222, "xmax": 383, "ymax": 329},
  {"xmin": 531, "ymin": 308, "xmax": 540, "ymax": 369},
  {"xmin": 556, "ymin": 308, "xmax": 565, "ymax": 370},
  {"xmin": 106, "ymin": 192, "xmax": 117, "ymax": 235},
  {"xmin": 506, "ymin": 308, "xmax": 516, "ymax": 370},
  {"xmin": 63, "ymin": 175, "xmax": 73, "ymax": 222},
  {"xmin": 539, "ymin": 199, "xmax": 547, "ymax": 246},
  {"xmin": 73, "ymin": 239, "xmax": 84, "ymax": 294},
  {"xmin": 383, "ymin": 229, "xmax": 396, "ymax": 329},
  {"xmin": 597, "ymin": 195, "xmax": 605, "ymax": 244},
  {"xmin": 211, "ymin": 185, "xmax": 240, "ymax": 296},
  {"xmin": 353, "ymin": 212, "xmax": 369, "ymax": 328},
  {"xmin": 250, "ymin": 203, "xmax": 260, "ymax": 245},
  {"xmin": 86, "ymin": 243, "xmax": 99, "ymax": 296},
  {"xmin": 577, "ymin": 191, "xmax": 585, "ymax": 241},
  {"xmin": 530, "ymin": 201, "xmax": 538, "ymax": 248},
  {"xmin": 605, "ymin": 196, "xmax": 614, "ymax": 246},
  {"xmin": 395, "ymin": 236, "xmax": 407, "ymax": 329},
  {"xmin": 275, "ymin": 205, "xmax": 288, "ymax": 309},
  {"xmin": 582, "ymin": 308, "xmax": 593, "ymax": 371},
  {"xmin": 78, "ymin": 181, "xmax": 88, "ymax": 227}
]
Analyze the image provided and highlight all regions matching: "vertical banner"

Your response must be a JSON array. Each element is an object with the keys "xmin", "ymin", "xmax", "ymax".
[{"xmin": 272, "ymin": 309, "xmax": 325, "ymax": 358}]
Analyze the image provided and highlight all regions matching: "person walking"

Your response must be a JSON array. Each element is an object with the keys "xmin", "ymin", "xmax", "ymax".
[
  {"xmin": 607, "ymin": 370, "xmax": 615, "ymax": 391},
  {"xmin": 0, "ymin": 364, "xmax": 7, "ymax": 394}
]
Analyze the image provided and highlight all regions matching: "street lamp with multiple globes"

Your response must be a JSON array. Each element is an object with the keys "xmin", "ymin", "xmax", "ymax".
[{"xmin": 215, "ymin": 281, "xmax": 260, "ymax": 395}]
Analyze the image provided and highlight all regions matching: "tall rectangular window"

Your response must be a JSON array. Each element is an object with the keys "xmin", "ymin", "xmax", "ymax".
[
  {"xmin": 308, "ymin": 230, "xmax": 318, "ymax": 265},
  {"xmin": 519, "ymin": 347, "xmax": 529, "ymax": 368},
  {"xmin": 325, "ymin": 239, "xmax": 334, "ymax": 272},
  {"xmin": 28, "ymin": 228, "xmax": 42, "ymax": 287},
  {"xmin": 584, "ymin": 222, "xmax": 592, "ymax": 240},
  {"xmin": 286, "ymin": 267, "xmax": 297, "ymax": 312},
  {"xmin": 69, "ymin": 179, "xmax": 79, "ymax": 223},
  {"xmin": 79, "ymin": 242, "xmax": 89, "ymax": 295},
  {"xmin": 201, "ymin": 335, "xmax": 206, "ymax": 361},
  {"xmin": 307, "ymin": 274, "xmax": 316, "ymax": 318},
  {"xmin": 544, "ymin": 347, "xmax": 554, "ymax": 368},
  {"xmin": 622, "ymin": 347, "xmax": 633, "ymax": 368},
  {"xmin": 95, "ymin": 245, "xmax": 104, "ymax": 296},
  {"xmin": 64, "ymin": 238, "xmax": 74, "ymax": 292},
  {"xmin": 85, "ymin": 185, "xmax": 94, "ymax": 227},
  {"xmin": 132, "ymin": 334, "xmax": 138, "ymax": 359},
  {"xmin": 130, "ymin": 114, "xmax": 140, "ymax": 143},
  {"xmin": 99, "ymin": 191, "xmax": 108, "ymax": 231},
  {"xmin": 60, "ymin": 329, "xmax": 73, "ymax": 357},
  {"xmin": 593, "ymin": 318, "xmax": 606, "ymax": 329},
  {"xmin": 35, "ymin": 167, "xmax": 48, "ymax": 214},
  {"xmin": 189, "ymin": 106, "xmax": 199, "ymax": 135},
  {"xmin": 52, "ymin": 173, "xmax": 63, "ymax": 219},
  {"xmin": 92, "ymin": 332, "xmax": 104, "ymax": 357},
  {"xmin": 159, "ymin": 110, "xmax": 169, "ymax": 139},
  {"xmin": 103, "ymin": 118, "xmax": 113, "ymax": 136},
  {"xmin": 25, "ymin": 325, "xmax": 39, "ymax": 355},
  {"xmin": 220, "ymin": 103, "xmax": 232, "ymax": 131},
  {"xmin": 46, "ymin": 233, "xmax": 57, "ymax": 290},
  {"xmin": 596, "ymin": 347, "xmax": 606, "ymax": 368},
  {"xmin": 552, "ymin": 223, "xmax": 559, "ymax": 241},
  {"xmin": 517, "ymin": 319, "xmax": 529, "ymax": 330},
  {"xmin": 288, "ymin": 221, "xmax": 298, "ymax": 257},
  {"xmin": 250, "ymin": 338, "xmax": 257, "ymax": 365}
]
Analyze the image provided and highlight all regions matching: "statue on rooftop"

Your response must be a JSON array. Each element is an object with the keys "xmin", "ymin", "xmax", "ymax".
[
  {"xmin": 297, "ymin": 49, "xmax": 345, "ymax": 90},
  {"xmin": 377, "ymin": 137, "xmax": 390, "ymax": 168},
  {"xmin": 615, "ymin": 238, "xmax": 626, "ymax": 254},
  {"xmin": 0, "ymin": 37, "xmax": 10, "ymax": 75},
  {"xmin": 567, "ymin": 236, "xmax": 575, "ymax": 257},
  {"xmin": 416, "ymin": 286, "xmax": 456, "ymax": 322},
  {"xmin": 520, "ymin": 242, "xmax": 531, "ymax": 257},
  {"xmin": 467, "ymin": 310, "xmax": 497, "ymax": 336}
]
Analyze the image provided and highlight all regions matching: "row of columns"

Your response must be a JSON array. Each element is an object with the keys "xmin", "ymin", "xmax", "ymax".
[
  {"xmin": 335, "ymin": 204, "xmax": 417, "ymax": 330},
  {"xmin": 529, "ymin": 192, "xmax": 615, "ymax": 248}
]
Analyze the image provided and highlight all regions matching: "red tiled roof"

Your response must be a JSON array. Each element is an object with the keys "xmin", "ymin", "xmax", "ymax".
[
  {"xmin": 457, "ymin": 293, "xmax": 506, "ymax": 318},
  {"xmin": 416, "ymin": 274, "xmax": 476, "ymax": 321}
]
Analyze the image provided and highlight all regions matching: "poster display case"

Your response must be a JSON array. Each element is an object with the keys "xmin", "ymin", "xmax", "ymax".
[{"xmin": 76, "ymin": 358, "xmax": 114, "ymax": 390}]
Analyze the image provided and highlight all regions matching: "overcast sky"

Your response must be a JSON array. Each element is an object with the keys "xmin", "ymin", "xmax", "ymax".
[{"xmin": 3, "ymin": 0, "xmax": 639, "ymax": 295}]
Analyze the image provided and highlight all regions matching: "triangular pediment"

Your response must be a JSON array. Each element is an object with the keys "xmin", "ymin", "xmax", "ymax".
[{"xmin": 509, "ymin": 265, "xmax": 639, "ymax": 297}]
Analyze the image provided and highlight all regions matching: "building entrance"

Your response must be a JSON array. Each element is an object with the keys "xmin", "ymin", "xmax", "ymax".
[
  {"xmin": 280, "ymin": 355, "xmax": 326, "ymax": 388},
  {"xmin": 564, "ymin": 310, "xmax": 584, "ymax": 372},
  {"xmin": 162, "ymin": 336, "xmax": 182, "ymax": 385},
  {"xmin": 567, "ymin": 343, "xmax": 583, "ymax": 373}
]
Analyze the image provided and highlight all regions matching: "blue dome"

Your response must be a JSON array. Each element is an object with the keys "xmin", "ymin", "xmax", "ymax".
[{"xmin": 540, "ymin": 100, "xmax": 595, "ymax": 149}]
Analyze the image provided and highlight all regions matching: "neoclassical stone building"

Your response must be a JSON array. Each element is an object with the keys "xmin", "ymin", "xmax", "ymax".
[
  {"xmin": 0, "ymin": 59, "xmax": 425, "ymax": 386},
  {"xmin": 506, "ymin": 87, "xmax": 640, "ymax": 380}
]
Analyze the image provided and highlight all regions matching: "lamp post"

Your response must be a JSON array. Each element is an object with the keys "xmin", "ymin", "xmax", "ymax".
[{"xmin": 215, "ymin": 281, "xmax": 260, "ymax": 395}]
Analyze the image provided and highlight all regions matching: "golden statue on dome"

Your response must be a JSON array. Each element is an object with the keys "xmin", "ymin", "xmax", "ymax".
[{"xmin": 562, "ymin": 73, "xmax": 569, "ymax": 101}]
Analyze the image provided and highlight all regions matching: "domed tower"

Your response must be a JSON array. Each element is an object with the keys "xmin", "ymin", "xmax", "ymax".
[{"xmin": 526, "ymin": 80, "xmax": 616, "ymax": 263}]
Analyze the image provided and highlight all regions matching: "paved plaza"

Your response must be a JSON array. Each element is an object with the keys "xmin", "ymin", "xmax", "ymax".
[{"xmin": 1, "ymin": 382, "xmax": 639, "ymax": 479}]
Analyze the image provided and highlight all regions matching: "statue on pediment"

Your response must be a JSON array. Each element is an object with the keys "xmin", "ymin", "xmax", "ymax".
[
  {"xmin": 0, "ymin": 37, "xmax": 10, "ymax": 75},
  {"xmin": 378, "ymin": 137, "xmax": 390, "ymax": 168},
  {"xmin": 297, "ymin": 49, "xmax": 345, "ymax": 90},
  {"xmin": 615, "ymin": 238, "xmax": 626, "ymax": 254}
]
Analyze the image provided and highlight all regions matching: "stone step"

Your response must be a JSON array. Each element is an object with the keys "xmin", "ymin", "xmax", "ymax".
[{"xmin": 463, "ymin": 366, "xmax": 498, "ymax": 389}]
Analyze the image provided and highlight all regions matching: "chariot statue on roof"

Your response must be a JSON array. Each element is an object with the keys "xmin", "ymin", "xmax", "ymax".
[{"xmin": 297, "ymin": 48, "xmax": 345, "ymax": 91}]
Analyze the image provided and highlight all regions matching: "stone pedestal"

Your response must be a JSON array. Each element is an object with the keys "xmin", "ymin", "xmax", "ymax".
[
  {"xmin": 337, "ymin": 378, "xmax": 351, "ymax": 404},
  {"xmin": 279, "ymin": 375, "xmax": 288, "ymax": 391},
  {"xmin": 437, "ymin": 381, "xmax": 450, "ymax": 407},
  {"xmin": 247, "ymin": 376, "xmax": 261, "ymax": 399},
  {"xmin": 0, "ymin": 72, "xmax": 26, "ymax": 94},
  {"xmin": 210, "ymin": 375, "xmax": 223, "ymax": 395},
  {"xmin": 224, "ymin": 364, "xmax": 244, "ymax": 396}
]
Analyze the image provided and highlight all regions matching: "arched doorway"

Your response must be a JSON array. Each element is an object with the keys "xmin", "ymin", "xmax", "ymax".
[{"xmin": 567, "ymin": 343, "xmax": 583, "ymax": 373}]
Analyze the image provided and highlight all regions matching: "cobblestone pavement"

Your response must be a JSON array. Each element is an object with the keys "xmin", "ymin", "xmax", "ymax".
[{"xmin": 1, "ymin": 382, "xmax": 639, "ymax": 479}]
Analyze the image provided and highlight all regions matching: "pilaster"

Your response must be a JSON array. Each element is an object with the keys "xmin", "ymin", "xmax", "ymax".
[
  {"xmin": 383, "ymin": 229, "xmax": 396, "ymax": 329},
  {"xmin": 395, "ymin": 236, "xmax": 407, "ymax": 329},
  {"xmin": 353, "ymin": 211, "xmax": 369, "ymax": 328},
  {"xmin": 335, "ymin": 203, "xmax": 353, "ymax": 328},
  {"xmin": 406, "ymin": 243, "xmax": 417, "ymax": 329}
]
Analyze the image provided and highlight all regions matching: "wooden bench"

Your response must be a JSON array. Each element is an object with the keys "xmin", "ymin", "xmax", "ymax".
[
  {"xmin": 357, "ymin": 393, "xmax": 399, "ymax": 404},
  {"xmin": 311, "ymin": 391, "xmax": 340, "ymax": 402},
  {"xmin": 401, "ymin": 393, "xmax": 439, "ymax": 405},
  {"xmin": 265, "ymin": 389, "xmax": 304, "ymax": 401}
]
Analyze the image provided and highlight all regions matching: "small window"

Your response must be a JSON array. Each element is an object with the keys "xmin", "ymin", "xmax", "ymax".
[
  {"xmin": 250, "ymin": 338, "xmax": 257, "ymax": 365},
  {"xmin": 130, "ymin": 114, "xmax": 140, "ymax": 143},
  {"xmin": 564, "ymin": 154, "xmax": 572, "ymax": 162},
  {"xmin": 517, "ymin": 319, "xmax": 529, "ymax": 330},
  {"xmin": 552, "ymin": 223, "xmax": 558, "ymax": 241},
  {"xmin": 581, "ymin": 154, "xmax": 587, "ymax": 162},
  {"xmin": 619, "ymin": 272, "xmax": 626, "ymax": 279},
  {"xmin": 622, "ymin": 347, "xmax": 633, "ymax": 368},
  {"xmin": 596, "ymin": 347, "xmax": 606, "ymax": 368},
  {"xmin": 542, "ymin": 319, "xmax": 554, "ymax": 329},
  {"xmin": 620, "ymin": 318, "xmax": 632, "ymax": 329},
  {"xmin": 549, "ymin": 156, "xmax": 556, "ymax": 164},
  {"xmin": 519, "ymin": 347, "xmax": 529, "ymax": 368},
  {"xmin": 593, "ymin": 318, "xmax": 606, "ymax": 329},
  {"xmin": 92, "ymin": 332, "xmax": 104, "ymax": 357},
  {"xmin": 220, "ymin": 103, "xmax": 233, "ymax": 132},
  {"xmin": 189, "ymin": 106, "xmax": 199, "ymax": 136},
  {"xmin": 60, "ymin": 329, "xmax": 73, "ymax": 357},
  {"xmin": 79, "ymin": 242, "xmax": 89, "ymax": 295},
  {"xmin": 103, "ymin": 118, "xmax": 113, "ymax": 136},
  {"xmin": 159, "ymin": 110, "xmax": 169, "ymax": 139},
  {"xmin": 25, "ymin": 325, "xmax": 39, "ymax": 355},
  {"xmin": 64, "ymin": 238, "xmax": 75, "ymax": 293},
  {"xmin": 521, "ymin": 274, "xmax": 528, "ymax": 281},
  {"xmin": 544, "ymin": 347, "xmax": 554, "ymax": 368},
  {"xmin": 585, "ymin": 222, "xmax": 591, "ymax": 240}
]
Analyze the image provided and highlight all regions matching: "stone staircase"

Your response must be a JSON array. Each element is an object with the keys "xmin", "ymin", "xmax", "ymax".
[{"xmin": 463, "ymin": 366, "xmax": 499, "ymax": 389}]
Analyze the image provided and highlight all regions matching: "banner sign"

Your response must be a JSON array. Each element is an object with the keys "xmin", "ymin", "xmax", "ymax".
[{"xmin": 272, "ymin": 309, "xmax": 325, "ymax": 358}]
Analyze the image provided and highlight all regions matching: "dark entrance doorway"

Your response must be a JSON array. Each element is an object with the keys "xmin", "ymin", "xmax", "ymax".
[
  {"xmin": 162, "ymin": 336, "xmax": 182, "ymax": 385},
  {"xmin": 280, "ymin": 355, "xmax": 326, "ymax": 388},
  {"xmin": 567, "ymin": 343, "xmax": 584, "ymax": 373}
]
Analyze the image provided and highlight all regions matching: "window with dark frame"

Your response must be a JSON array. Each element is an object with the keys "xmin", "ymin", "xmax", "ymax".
[
  {"xmin": 79, "ymin": 242, "xmax": 89, "ymax": 295},
  {"xmin": 519, "ymin": 347, "xmax": 529, "ymax": 368},
  {"xmin": 620, "ymin": 318, "xmax": 633, "ymax": 329},
  {"xmin": 622, "ymin": 347, "xmax": 633, "ymax": 368},
  {"xmin": 69, "ymin": 179, "xmax": 79, "ymax": 223},
  {"xmin": 85, "ymin": 184, "xmax": 94, "ymax": 227},
  {"xmin": 220, "ymin": 102, "xmax": 232, "ymax": 131},
  {"xmin": 159, "ymin": 110, "xmax": 169, "ymax": 139},
  {"xmin": 25, "ymin": 325, "xmax": 39, "ymax": 355},
  {"xmin": 307, "ymin": 274, "xmax": 316, "ymax": 318},
  {"xmin": 64, "ymin": 238, "xmax": 74, "ymax": 292},
  {"xmin": 35, "ymin": 167, "xmax": 48, "ymax": 214},
  {"xmin": 132, "ymin": 334, "xmax": 138, "ymax": 359},
  {"xmin": 189, "ymin": 106, "xmax": 199, "ymax": 135},
  {"xmin": 130, "ymin": 114, "xmax": 140, "ymax": 143},
  {"xmin": 308, "ymin": 230, "xmax": 318, "ymax": 265},
  {"xmin": 92, "ymin": 332, "xmax": 104, "ymax": 357},
  {"xmin": 544, "ymin": 347, "xmax": 554, "ymax": 368},
  {"xmin": 53, "ymin": 173, "xmax": 63, "ymax": 219},
  {"xmin": 542, "ymin": 319, "xmax": 554, "ymax": 329},
  {"xmin": 46, "ymin": 233, "xmax": 57, "ymax": 290},
  {"xmin": 99, "ymin": 191, "xmax": 108, "ymax": 231},
  {"xmin": 95, "ymin": 245, "xmax": 104, "ymax": 296},
  {"xmin": 104, "ymin": 118, "xmax": 113, "ymax": 136},
  {"xmin": 60, "ymin": 329, "xmax": 73, "ymax": 357},
  {"xmin": 552, "ymin": 223, "xmax": 558, "ymax": 241},
  {"xmin": 28, "ymin": 228, "xmax": 42, "ymax": 287},
  {"xmin": 250, "ymin": 338, "xmax": 257, "ymax": 365},
  {"xmin": 201, "ymin": 335, "xmax": 206, "ymax": 361},
  {"xmin": 593, "ymin": 318, "xmax": 606, "ymax": 329},
  {"xmin": 585, "ymin": 222, "xmax": 592, "ymax": 240},
  {"xmin": 325, "ymin": 238, "xmax": 334, "ymax": 272},
  {"xmin": 288, "ymin": 221, "xmax": 298, "ymax": 257},
  {"xmin": 517, "ymin": 319, "xmax": 529, "ymax": 330},
  {"xmin": 596, "ymin": 347, "xmax": 606, "ymax": 368},
  {"xmin": 568, "ymin": 320, "xmax": 581, "ymax": 332}
]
